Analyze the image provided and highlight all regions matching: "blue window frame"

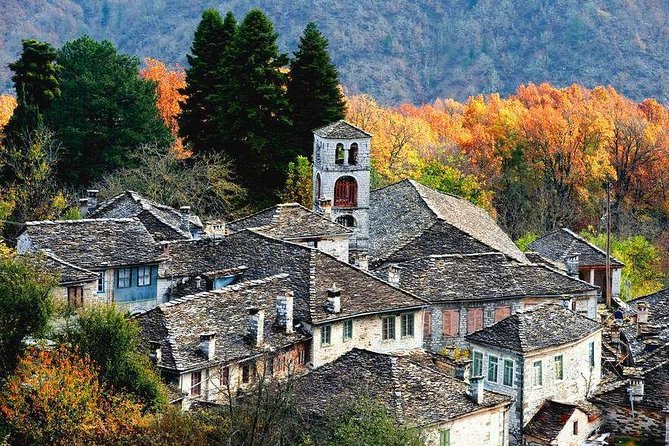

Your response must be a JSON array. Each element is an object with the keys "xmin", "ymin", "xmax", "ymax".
[
  {"xmin": 137, "ymin": 266, "xmax": 151, "ymax": 287},
  {"xmin": 117, "ymin": 267, "xmax": 132, "ymax": 288}
]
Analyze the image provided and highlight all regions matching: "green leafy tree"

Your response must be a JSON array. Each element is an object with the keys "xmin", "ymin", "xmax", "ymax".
[
  {"xmin": 418, "ymin": 160, "xmax": 493, "ymax": 210},
  {"xmin": 288, "ymin": 22, "xmax": 346, "ymax": 157},
  {"xmin": 63, "ymin": 305, "xmax": 167, "ymax": 411},
  {"xmin": 45, "ymin": 36, "xmax": 171, "ymax": 187},
  {"xmin": 0, "ymin": 247, "xmax": 56, "ymax": 378},
  {"xmin": 4, "ymin": 39, "xmax": 60, "ymax": 141},
  {"xmin": 280, "ymin": 155, "xmax": 312, "ymax": 207},
  {"xmin": 514, "ymin": 232, "xmax": 538, "ymax": 252},
  {"xmin": 216, "ymin": 9, "xmax": 291, "ymax": 196},
  {"xmin": 179, "ymin": 10, "xmax": 237, "ymax": 155}
]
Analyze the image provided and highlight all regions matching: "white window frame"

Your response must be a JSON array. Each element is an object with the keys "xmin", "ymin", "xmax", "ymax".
[
  {"xmin": 554, "ymin": 354, "xmax": 564, "ymax": 381},
  {"xmin": 321, "ymin": 325, "xmax": 332, "ymax": 346},
  {"xmin": 533, "ymin": 360, "xmax": 543, "ymax": 387},
  {"xmin": 400, "ymin": 313, "xmax": 414, "ymax": 337},
  {"xmin": 382, "ymin": 316, "xmax": 396, "ymax": 340},
  {"xmin": 342, "ymin": 320, "xmax": 353, "ymax": 341},
  {"xmin": 96, "ymin": 271, "xmax": 106, "ymax": 293}
]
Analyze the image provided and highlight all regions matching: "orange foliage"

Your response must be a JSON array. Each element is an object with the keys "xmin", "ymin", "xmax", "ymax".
[{"xmin": 0, "ymin": 94, "xmax": 17, "ymax": 129}]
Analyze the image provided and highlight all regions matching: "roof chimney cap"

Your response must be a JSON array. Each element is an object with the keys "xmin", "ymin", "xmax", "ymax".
[{"xmin": 327, "ymin": 283, "xmax": 341, "ymax": 298}]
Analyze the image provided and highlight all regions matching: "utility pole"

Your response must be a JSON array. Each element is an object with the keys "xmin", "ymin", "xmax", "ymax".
[{"xmin": 606, "ymin": 182, "xmax": 612, "ymax": 308}]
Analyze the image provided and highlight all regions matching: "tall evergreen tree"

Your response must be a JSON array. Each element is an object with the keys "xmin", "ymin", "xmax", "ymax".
[
  {"xmin": 288, "ymin": 22, "xmax": 346, "ymax": 157},
  {"xmin": 179, "ymin": 9, "xmax": 236, "ymax": 155},
  {"xmin": 45, "ymin": 36, "xmax": 171, "ymax": 187},
  {"xmin": 216, "ymin": 9, "xmax": 291, "ymax": 196},
  {"xmin": 4, "ymin": 39, "xmax": 61, "ymax": 141}
]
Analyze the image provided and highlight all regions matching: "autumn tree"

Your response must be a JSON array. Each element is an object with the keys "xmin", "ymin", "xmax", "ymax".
[
  {"xmin": 179, "ymin": 9, "xmax": 237, "ymax": 155},
  {"xmin": 140, "ymin": 58, "xmax": 186, "ymax": 138},
  {"xmin": 0, "ymin": 95, "xmax": 17, "ymax": 131},
  {"xmin": 280, "ymin": 155, "xmax": 312, "ymax": 207},
  {"xmin": 288, "ymin": 22, "xmax": 346, "ymax": 157},
  {"xmin": 46, "ymin": 36, "xmax": 171, "ymax": 187}
]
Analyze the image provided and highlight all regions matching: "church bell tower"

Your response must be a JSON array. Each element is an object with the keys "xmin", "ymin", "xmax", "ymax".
[{"xmin": 312, "ymin": 120, "xmax": 371, "ymax": 266}]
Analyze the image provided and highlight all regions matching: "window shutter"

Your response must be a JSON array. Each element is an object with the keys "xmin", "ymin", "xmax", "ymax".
[
  {"xmin": 443, "ymin": 310, "xmax": 460, "ymax": 336},
  {"xmin": 467, "ymin": 308, "xmax": 483, "ymax": 334},
  {"xmin": 494, "ymin": 306, "xmax": 511, "ymax": 322},
  {"xmin": 423, "ymin": 312, "xmax": 432, "ymax": 337}
]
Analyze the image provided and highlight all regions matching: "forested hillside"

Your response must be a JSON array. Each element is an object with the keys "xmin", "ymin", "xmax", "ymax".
[{"xmin": 2, "ymin": 0, "xmax": 669, "ymax": 103}]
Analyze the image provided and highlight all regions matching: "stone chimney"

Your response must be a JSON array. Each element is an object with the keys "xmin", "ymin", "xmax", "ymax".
[
  {"xmin": 387, "ymin": 264, "xmax": 400, "ymax": 287},
  {"xmin": 469, "ymin": 375, "xmax": 484, "ymax": 405},
  {"xmin": 78, "ymin": 198, "xmax": 89, "ymax": 217},
  {"xmin": 276, "ymin": 290, "xmax": 294, "ymax": 334},
  {"xmin": 248, "ymin": 308, "xmax": 265, "ymax": 346},
  {"xmin": 326, "ymin": 283, "xmax": 341, "ymax": 313},
  {"xmin": 87, "ymin": 189, "xmax": 99, "ymax": 210},
  {"xmin": 199, "ymin": 332, "xmax": 216, "ymax": 360},
  {"xmin": 352, "ymin": 251, "xmax": 369, "ymax": 271},
  {"xmin": 637, "ymin": 302, "xmax": 649, "ymax": 324},
  {"xmin": 610, "ymin": 321, "xmax": 621, "ymax": 343},
  {"xmin": 565, "ymin": 253, "xmax": 580, "ymax": 277},
  {"xmin": 318, "ymin": 198, "xmax": 332, "ymax": 217},
  {"xmin": 149, "ymin": 340, "xmax": 162, "ymax": 364},
  {"xmin": 180, "ymin": 206, "xmax": 191, "ymax": 232},
  {"xmin": 624, "ymin": 367, "xmax": 644, "ymax": 402}
]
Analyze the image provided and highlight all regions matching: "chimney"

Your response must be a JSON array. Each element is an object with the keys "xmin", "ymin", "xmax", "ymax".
[
  {"xmin": 78, "ymin": 198, "xmax": 89, "ymax": 217},
  {"xmin": 180, "ymin": 206, "xmax": 191, "ymax": 232},
  {"xmin": 610, "ymin": 321, "xmax": 621, "ymax": 343},
  {"xmin": 87, "ymin": 189, "xmax": 99, "ymax": 210},
  {"xmin": 387, "ymin": 264, "xmax": 400, "ymax": 287},
  {"xmin": 352, "ymin": 251, "xmax": 369, "ymax": 271},
  {"xmin": 637, "ymin": 302, "xmax": 649, "ymax": 325},
  {"xmin": 276, "ymin": 290, "xmax": 294, "ymax": 334},
  {"xmin": 326, "ymin": 283, "xmax": 341, "ymax": 313},
  {"xmin": 205, "ymin": 221, "xmax": 226, "ymax": 239},
  {"xmin": 199, "ymin": 332, "xmax": 216, "ymax": 360},
  {"xmin": 248, "ymin": 308, "xmax": 265, "ymax": 346},
  {"xmin": 624, "ymin": 367, "xmax": 644, "ymax": 402},
  {"xmin": 565, "ymin": 253, "xmax": 580, "ymax": 277},
  {"xmin": 469, "ymin": 375, "xmax": 484, "ymax": 405},
  {"xmin": 149, "ymin": 340, "xmax": 162, "ymax": 364},
  {"xmin": 318, "ymin": 198, "xmax": 332, "ymax": 218},
  {"xmin": 194, "ymin": 276, "xmax": 202, "ymax": 290}
]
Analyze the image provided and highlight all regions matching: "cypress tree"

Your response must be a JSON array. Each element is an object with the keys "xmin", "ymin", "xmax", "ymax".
[
  {"xmin": 288, "ymin": 22, "xmax": 346, "ymax": 158},
  {"xmin": 179, "ymin": 10, "xmax": 236, "ymax": 155},
  {"xmin": 216, "ymin": 9, "xmax": 291, "ymax": 196}
]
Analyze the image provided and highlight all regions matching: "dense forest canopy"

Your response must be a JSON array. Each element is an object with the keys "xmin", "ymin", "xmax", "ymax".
[{"xmin": 2, "ymin": 0, "xmax": 669, "ymax": 103}]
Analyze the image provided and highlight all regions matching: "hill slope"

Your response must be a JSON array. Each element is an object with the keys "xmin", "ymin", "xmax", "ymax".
[{"xmin": 2, "ymin": 0, "xmax": 669, "ymax": 104}]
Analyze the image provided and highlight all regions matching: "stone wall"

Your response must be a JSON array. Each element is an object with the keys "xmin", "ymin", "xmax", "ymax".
[{"xmin": 422, "ymin": 405, "xmax": 510, "ymax": 446}]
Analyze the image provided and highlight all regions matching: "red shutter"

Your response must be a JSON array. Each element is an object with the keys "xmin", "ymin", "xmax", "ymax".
[
  {"xmin": 467, "ymin": 308, "xmax": 483, "ymax": 334},
  {"xmin": 443, "ymin": 310, "xmax": 460, "ymax": 336},
  {"xmin": 423, "ymin": 312, "xmax": 432, "ymax": 337},
  {"xmin": 494, "ymin": 306, "xmax": 511, "ymax": 322}
]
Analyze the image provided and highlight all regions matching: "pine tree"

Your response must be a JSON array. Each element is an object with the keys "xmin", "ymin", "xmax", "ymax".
[
  {"xmin": 179, "ymin": 9, "xmax": 236, "ymax": 155},
  {"xmin": 4, "ymin": 39, "xmax": 61, "ymax": 141},
  {"xmin": 288, "ymin": 22, "xmax": 346, "ymax": 158},
  {"xmin": 216, "ymin": 9, "xmax": 291, "ymax": 196}
]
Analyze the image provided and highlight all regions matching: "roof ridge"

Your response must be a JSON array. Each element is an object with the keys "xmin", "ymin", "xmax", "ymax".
[
  {"xmin": 41, "ymin": 251, "xmax": 99, "ymax": 276},
  {"xmin": 562, "ymin": 228, "xmax": 624, "ymax": 265},
  {"xmin": 87, "ymin": 191, "xmax": 127, "ymax": 215},
  {"xmin": 25, "ymin": 217, "xmax": 140, "ymax": 225}
]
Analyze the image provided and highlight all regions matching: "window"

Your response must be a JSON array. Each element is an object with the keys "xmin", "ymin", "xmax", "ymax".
[
  {"xmin": 555, "ymin": 355, "xmax": 564, "ymax": 380},
  {"xmin": 443, "ymin": 309, "xmax": 460, "ymax": 336},
  {"xmin": 472, "ymin": 351, "xmax": 483, "ymax": 377},
  {"xmin": 401, "ymin": 313, "xmax": 414, "ymax": 337},
  {"xmin": 67, "ymin": 286, "xmax": 84, "ymax": 307},
  {"xmin": 487, "ymin": 355, "xmax": 499, "ymax": 383},
  {"xmin": 316, "ymin": 173, "xmax": 322, "ymax": 199},
  {"xmin": 343, "ymin": 320, "xmax": 353, "ymax": 341},
  {"xmin": 494, "ymin": 306, "xmax": 511, "ymax": 322},
  {"xmin": 589, "ymin": 341, "xmax": 595, "ymax": 368},
  {"xmin": 335, "ymin": 143, "xmax": 345, "ymax": 164},
  {"xmin": 191, "ymin": 371, "xmax": 201, "ymax": 396},
  {"xmin": 467, "ymin": 308, "xmax": 484, "ymax": 334},
  {"xmin": 220, "ymin": 366, "xmax": 229, "ymax": 386},
  {"xmin": 423, "ymin": 311, "xmax": 432, "ymax": 337},
  {"xmin": 348, "ymin": 143, "xmax": 358, "ymax": 165},
  {"xmin": 321, "ymin": 325, "xmax": 332, "ymax": 346},
  {"xmin": 242, "ymin": 364, "xmax": 251, "ymax": 383},
  {"xmin": 96, "ymin": 272, "xmax": 105, "ymax": 293},
  {"xmin": 503, "ymin": 359, "xmax": 514, "ymax": 386},
  {"xmin": 573, "ymin": 420, "xmax": 579, "ymax": 435},
  {"xmin": 382, "ymin": 316, "xmax": 396, "ymax": 340},
  {"xmin": 336, "ymin": 215, "xmax": 356, "ymax": 227},
  {"xmin": 137, "ymin": 266, "xmax": 151, "ymax": 287},
  {"xmin": 334, "ymin": 176, "xmax": 358, "ymax": 207},
  {"xmin": 117, "ymin": 267, "xmax": 131, "ymax": 288},
  {"xmin": 533, "ymin": 361, "xmax": 543, "ymax": 387},
  {"xmin": 439, "ymin": 429, "xmax": 450, "ymax": 446},
  {"xmin": 298, "ymin": 347, "xmax": 307, "ymax": 365}
]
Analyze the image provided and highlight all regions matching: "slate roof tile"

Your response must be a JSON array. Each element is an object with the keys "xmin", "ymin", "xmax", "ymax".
[
  {"xmin": 529, "ymin": 228, "xmax": 624, "ymax": 268},
  {"xmin": 524, "ymin": 400, "xmax": 602, "ymax": 442},
  {"xmin": 313, "ymin": 120, "xmax": 372, "ymax": 139}
]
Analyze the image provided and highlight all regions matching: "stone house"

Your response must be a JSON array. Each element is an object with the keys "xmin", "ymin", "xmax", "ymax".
[
  {"xmin": 85, "ymin": 190, "xmax": 204, "ymax": 241},
  {"xmin": 136, "ymin": 274, "xmax": 311, "ymax": 404},
  {"xmin": 529, "ymin": 228, "xmax": 624, "ymax": 301},
  {"xmin": 16, "ymin": 218, "xmax": 166, "ymax": 313},
  {"xmin": 294, "ymin": 348, "xmax": 513, "ymax": 446},
  {"xmin": 227, "ymin": 202, "xmax": 352, "ymax": 262},
  {"xmin": 466, "ymin": 304, "xmax": 603, "ymax": 444},
  {"xmin": 522, "ymin": 400, "xmax": 603, "ymax": 446},
  {"xmin": 372, "ymin": 252, "xmax": 599, "ymax": 351},
  {"xmin": 38, "ymin": 252, "xmax": 99, "ymax": 307}
]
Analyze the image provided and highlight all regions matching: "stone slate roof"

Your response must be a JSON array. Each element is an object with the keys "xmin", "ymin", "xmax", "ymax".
[
  {"xmin": 628, "ymin": 289, "xmax": 669, "ymax": 328},
  {"xmin": 529, "ymin": 228, "xmax": 624, "ymax": 268},
  {"xmin": 524, "ymin": 400, "xmax": 602, "ymax": 442},
  {"xmin": 372, "ymin": 253, "xmax": 597, "ymax": 303},
  {"xmin": 136, "ymin": 274, "xmax": 310, "ymax": 372},
  {"xmin": 369, "ymin": 179, "xmax": 526, "ymax": 265},
  {"xmin": 294, "ymin": 349, "xmax": 511, "ymax": 427},
  {"xmin": 89, "ymin": 191, "xmax": 203, "ymax": 241},
  {"xmin": 227, "ymin": 203, "xmax": 352, "ymax": 240},
  {"xmin": 312, "ymin": 120, "xmax": 372, "ymax": 139},
  {"xmin": 161, "ymin": 230, "xmax": 425, "ymax": 325},
  {"xmin": 30, "ymin": 252, "xmax": 99, "ymax": 285},
  {"xmin": 467, "ymin": 303, "xmax": 602, "ymax": 353},
  {"xmin": 19, "ymin": 219, "xmax": 164, "ymax": 269},
  {"xmin": 594, "ymin": 360, "xmax": 669, "ymax": 410}
]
